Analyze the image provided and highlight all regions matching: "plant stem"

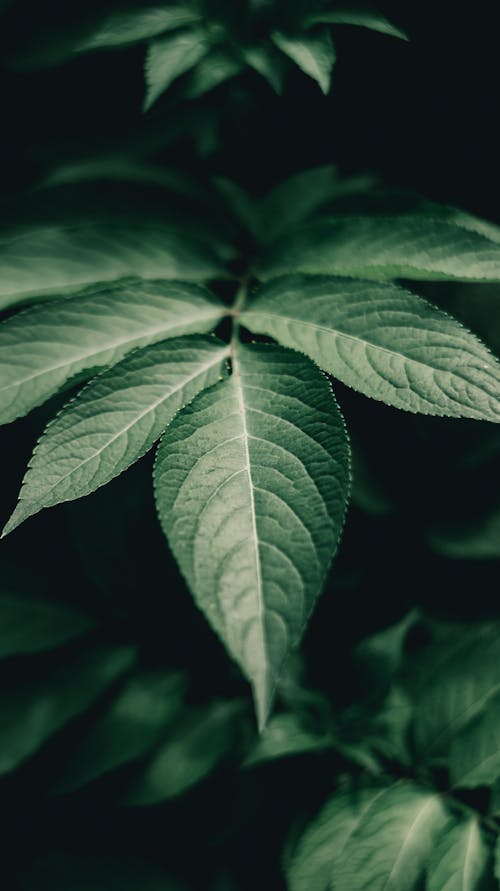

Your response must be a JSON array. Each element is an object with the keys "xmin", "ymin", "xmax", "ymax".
[{"xmin": 230, "ymin": 280, "xmax": 248, "ymax": 351}]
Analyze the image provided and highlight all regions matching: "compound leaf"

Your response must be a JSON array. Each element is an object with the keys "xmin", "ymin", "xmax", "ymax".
[
  {"xmin": 242, "ymin": 275, "xmax": 500, "ymax": 420},
  {"xmin": 426, "ymin": 817, "xmax": 491, "ymax": 891},
  {"xmin": 0, "ymin": 223, "xmax": 222, "ymax": 311},
  {"xmin": 143, "ymin": 27, "xmax": 209, "ymax": 110},
  {"xmin": 0, "ymin": 282, "xmax": 225, "ymax": 426},
  {"xmin": 154, "ymin": 343, "xmax": 350, "ymax": 728},
  {"xmin": 271, "ymin": 28, "xmax": 335, "ymax": 94},
  {"xmin": 3, "ymin": 336, "xmax": 229, "ymax": 535},
  {"xmin": 0, "ymin": 644, "xmax": 135, "ymax": 774},
  {"xmin": 259, "ymin": 215, "xmax": 500, "ymax": 282}
]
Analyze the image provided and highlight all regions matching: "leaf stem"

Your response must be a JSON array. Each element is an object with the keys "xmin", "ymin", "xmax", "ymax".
[{"xmin": 230, "ymin": 280, "xmax": 248, "ymax": 351}]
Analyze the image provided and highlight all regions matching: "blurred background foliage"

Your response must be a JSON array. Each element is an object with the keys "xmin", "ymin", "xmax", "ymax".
[{"xmin": 1, "ymin": 1, "xmax": 500, "ymax": 888}]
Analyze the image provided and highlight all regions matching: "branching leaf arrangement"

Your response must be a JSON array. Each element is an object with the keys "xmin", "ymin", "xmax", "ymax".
[{"xmin": 3, "ymin": 5, "xmax": 500, "ymax": 888}]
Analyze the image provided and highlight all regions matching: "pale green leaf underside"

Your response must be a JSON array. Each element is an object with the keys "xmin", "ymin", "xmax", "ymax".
[
  {"xmin": 450, "ymin": 690, "xmax": 500, "ymax": 788},
  {"xmin": 124, "ymin": 700, "xmax": 243, "ymax": 804},
  {"xmin": 288, "ymin": 784, "xmax": 390, "ymax": 891},
  {"xmin": 78, "ymin": 5, "xmax": 201, "ymax": 52},
  {"xmin": 242, "ymin": 275, "xmax": 500, "ymax": 420},
  {"xmin": 410, "ymin": 623, "xmax": 500, "ymax": 760},
  {"xmin": 271, "ymin": 29, "xmax": 335, "ymax": 93},
  {"xmin": 259, "ymin": 215, "xmax": 500, "ymax": 282},
  {"xmin": 55, "ymin": 670, "xmax": 186, "ymax": 793},
  {"xmin": 0, "ymin": 593, "xmax": 94, "ymax": 658},
  {"xmin": 306, "ymin": 8, "xmax": 408, "ymax": 41},
  {"xmin": 333, "ymin": 782, "xmax": 448, "ymax": 891},
  {"xmin": 144, "ymin": 27, "xmax": 209, "ymax": 110},
  {"xmin": 3, "ymin": 336, "xmax": 229, "ymax": 536},
  {"xmin": 0, "ymin": 645, "xmax": 135, "ymax": 774},
  {"xmin": 0, "ymin": 223, "xmax": 222, "ymax": 311},
  {"xmin": 0, "ymin": 282, "xmax": 224, "ymax": 426},
  {"xmin": 426, "ymin": 817, "xmax": 490, "ymax": 891},
  {"xmin": 154, "ymin": 343, "xmax": 350, "ymax": 728}
]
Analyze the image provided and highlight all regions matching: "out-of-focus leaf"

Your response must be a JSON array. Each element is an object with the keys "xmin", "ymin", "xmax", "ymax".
[
  {"xmin": 183, "ymin": 49, "xmax": 243, "ymax": 98},
  {"xmin": 0, "ymin": 645, "xmax": 136, "ymax": 774},
  {"xmin": 426, "ymin": 816, "xmax": 491, "ymax": 891},
  {"xmin": 450, "ymin": 689, "xmax": 500, "ymax": 788},
  {"xmin": 271, "ymin": 28, "xmax": 335, "ymax": 94},
  {"xmin": 124, "ymin": 700, "xmax": 246, "ymax": 804},
  {"xmin": 0, "ymin": 592, "xmax": 94, "ymax": 658},
  {"xmin": 143, "ymin": 28, "xmax": 209, "ymax": 111},
  {"xmin": 243, "ymin": 42, "xmax": 287, "ymax": 93},
  {"xmin": 429, "ymin": 506, "xmax": 500, "ymax": 560},
  {"xmin": 305, "ymin": 7, "xmax": 408, "ymax": 41},
  {"xmin": 55, "ymin": 670, "xmax": 187, "ymax": 792},
  {"xmin": 244, "ymin": 713, "xmax": 334, "ymax": 766}
]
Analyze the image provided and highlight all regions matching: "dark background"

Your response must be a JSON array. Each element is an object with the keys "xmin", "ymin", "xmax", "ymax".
[{"xmin": 1, "ymin": 2, "xmax": 499, "ymax": 888}]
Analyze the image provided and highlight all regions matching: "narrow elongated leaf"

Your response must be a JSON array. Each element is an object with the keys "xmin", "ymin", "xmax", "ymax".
[
  {"xmin": 405, "ymin": 622, "xmax": 500, "ymax": 760},
  {"xmin": 0, "ymin": 593, "xmax": 94, "ymax": 658},
  {"xmin": 143, "ymin": 27, "xmax": 209, "ymax": 110},
  {"xmin": 271, "ymin": 28, "xmax": 335, "ymax": 93},
  {"xmin": 450, "ymin": 690, "xmax": 500, "ymax": 788},
  {"xmin": 333, "ymin": 782, "xmax": 448, "ymax": 891},
  {"xmin": 78, "ymin": 5, "xmax": 202, "ymax": 52},
  {"xmin": 242, "ymin": 275, "xmax": 500, "ymax": 420},
  {"xmin": 154, "ymin": 343, "xmax": 350, "ymax": 727},
  {"xmin": 306, "ymin": 8, "xmax": 408, "ymax": 41},
  {"xmin": 0, "ymin": 223, "xmax": 223, "ymax": 310},
  {"xmin": 56, "ymin": 670, "xmax": 187, "ymax": 792},
  {"xmin": 426, "ymin": 817, "xmax": 491, "ymax": 891},
  {"xmin": 0, "ymin": 645, "xmax": 135, "ymax": 774},
  {"xmin": 124, "ymin": 700, "xmax": 244, "ymax": 804},
  {"xmin": 288, "ymin": 783, "xmax": 390, "ymax": 891},
  {"xmin": 0, "ymin": 281, "xmax": 224, "ymax": 426},
  {"xmin": 3, "ymin": 336, "xmax": 229, "ymax": 535},
  {"xmin": 259, "ymin": 215, "xmax": 500, "ymax": 282}
]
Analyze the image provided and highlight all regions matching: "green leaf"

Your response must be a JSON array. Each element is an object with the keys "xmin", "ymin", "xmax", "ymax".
[
  {"xmin": 143, "ymin": 27, "xmax": 209, "ymax": 111},
  {"xmin": 243, "ymin": 42, "xmax": 287, "ymax": 93},
  {"xmin": 332, "ymin": 782, "xmax": 448, "ymax": 891},
  {"xmin": 288, "ymin": 783, "xmax": 390, "ymax": 891},
  {"xmin": 0, "ymin": 644, "xmax": 135, "ymax": 774},
  {"xmin": 78, "ymin": 5, "xmax": 202, "ymax": 52},
  {"xmin": 22, "ymin": 851, "xmax": 183, "ymax": 891},
  {"xmin": 0, "ymin": 223, "xmax": 223, "ymax": 310},
  {"xmin": 305, "ymin": 7, "xmax": 408, "ymax": 41},
  {"xmin": 428, "ymin": 506, "xmax": 500, "ymax": 560},
  {"xmin": 3, "ymin": 336, "xmax": 230, "ymax": 535},
  {"xmin": 450, "ymin": 690, "xmax": 500, "ymax": 788},
  {"xmin": 55, "ymin": 670, "xmax": 187, "ymax": 793},
  {"xmin": 124, "ymin": 700, "xmax": 245, "ymax": 804},
  {"xmin": 0, "ymin": 592, "xmax": 94, "ymax": 658},
  {"xmin": 242, "ymin": 275, "xmax": 500, "ymax": 420},
  {"xmin": 258, "ymin": 215, "xmax": 500, "ymax": 282},
  {"xmin": 183, "ymin": 49, "xmax": 243, "ymax": 98},
  {"xmin": 261, "ymin": 165, "xmax": 341, "ymax": 243},
  {"xmin": 426, "ymin": 817, "xmax": 491, "ymax": 891},
  {"xmin": 0, "ymin": 281, "xmax": 225, "ymax": 426},
  {"xmin": 244, "ymin": 712, "xmax": 334, "ymax": 766},
  {"xmin": 154, "ymin": 343, "xmax": 350, "ymax": 728},
  {"xmin": 212, "ymin": 177, "xmax": 261, "ymax": 239},
  {"xmin": 406, "ymin": 622, "xmax": 500, "ymax": 761},
  {"xmin": 271, "ymin": 28, "xmax": 335, "ymax": 94}
]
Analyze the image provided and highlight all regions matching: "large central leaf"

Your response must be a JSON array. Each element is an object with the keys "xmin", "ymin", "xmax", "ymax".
[{"xmin": 154, "ymin": 343, "xmax": 350, "ymax": 726}]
